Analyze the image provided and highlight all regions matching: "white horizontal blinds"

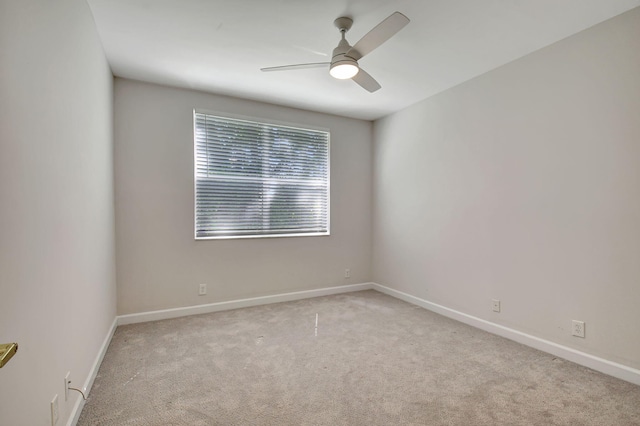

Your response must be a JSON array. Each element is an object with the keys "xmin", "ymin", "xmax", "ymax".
[{"xmin": 194, "ymin": 113, "xmax": 329, "ymax": 238}]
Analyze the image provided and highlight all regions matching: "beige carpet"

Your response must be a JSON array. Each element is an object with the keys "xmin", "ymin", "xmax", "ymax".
[{"xmin": 78, "ymin": 290, "xmax": 640, "ymax": 425}]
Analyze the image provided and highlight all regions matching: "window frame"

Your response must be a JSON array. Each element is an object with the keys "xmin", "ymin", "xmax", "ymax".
[{"xmin": 193, "ymin": 109, "xmax": 331, "ymax": 240}]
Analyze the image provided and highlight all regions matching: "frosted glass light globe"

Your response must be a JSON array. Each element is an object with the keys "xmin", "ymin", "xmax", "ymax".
[{"xmin": 330, "ymin": 62, "xmax": 359, "ymax": 79}]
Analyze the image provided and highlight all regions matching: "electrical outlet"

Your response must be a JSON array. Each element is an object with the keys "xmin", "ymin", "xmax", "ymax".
[
  {"xmin": 344, "ymin": 269, "xmax": 351, "ymax": 278},
  {"xmin": 492, "ymin": 299, "xmax": 501, "ymax": 313},
  {"xmin": 51, "ymin": 394, "xmax": 59, "ymax": 425},
  {"xmin": 198, "ymin": 283, "xmax": 207, "ymax": 296},
  {"xmin": 64, "ymin": 371, "xmax": 70, "ymax": 401},
  {"xmin": 572, "ymin": 320, "xmax": 585, "ymax": 338}
]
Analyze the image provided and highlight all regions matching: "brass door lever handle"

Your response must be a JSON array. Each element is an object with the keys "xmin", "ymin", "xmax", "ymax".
[{"xmin": 0, "ymin": 343, "xmax": 18, "ymax": 368}]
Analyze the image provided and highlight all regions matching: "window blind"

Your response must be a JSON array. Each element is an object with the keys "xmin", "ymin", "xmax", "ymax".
[{"xmin": 194, "ymin": 112, "xmax": 329, "ymax": 239}]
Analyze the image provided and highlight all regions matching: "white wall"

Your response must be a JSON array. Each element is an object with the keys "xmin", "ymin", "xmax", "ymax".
[
  {"xmin": 372, "ymin": 8, "xmax": 640, "ymax": 370},
  {"xmin": 114, "ymin": 79, "xmax": 372, "ymax": 315},
  {"xmin": 0, "ymin": 0, "xmax": 116, "ymax": 425}
]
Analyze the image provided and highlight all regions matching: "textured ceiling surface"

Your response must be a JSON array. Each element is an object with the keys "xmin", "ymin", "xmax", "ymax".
[{"xmin": 87, "ymin": 0, "xmax": 640, "ymax": 120}]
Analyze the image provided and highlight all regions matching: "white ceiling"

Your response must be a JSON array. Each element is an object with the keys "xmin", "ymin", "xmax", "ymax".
[{"xmin": 87, "ymin": 0, "xmax": 640, "ymax": 121}]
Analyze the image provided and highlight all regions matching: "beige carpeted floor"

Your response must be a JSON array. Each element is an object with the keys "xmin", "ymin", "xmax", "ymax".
[{"xmin": 78, "ymin": 290, "xmax": 640, "ymax": 425}]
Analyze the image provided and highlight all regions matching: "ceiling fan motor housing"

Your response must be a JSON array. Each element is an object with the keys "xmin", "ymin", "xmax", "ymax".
[{"xmin": 331, "ymin": 39, "xmax": 358, "ymax": 67}]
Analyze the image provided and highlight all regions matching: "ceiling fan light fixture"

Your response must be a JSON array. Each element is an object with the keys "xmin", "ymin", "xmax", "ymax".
[{"xmin": 330, "ymin": 61, "xmax": 359, "ymax": 79}]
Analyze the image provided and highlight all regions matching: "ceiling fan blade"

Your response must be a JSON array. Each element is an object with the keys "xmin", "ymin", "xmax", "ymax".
[
  {"xmin": 348, "ymin": 12, "xmax": 410, "ymax": 60},
  {"xmin": 352, "ymin": 68, "xmax": 381, "ymax": 92},
  {"xmin": 260, "ymin": 62, "xmax": 329, "ymax": 72}
]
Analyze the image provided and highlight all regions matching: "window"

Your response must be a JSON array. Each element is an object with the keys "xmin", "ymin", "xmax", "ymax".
[{"xmin": 194, "ymin": 111, "xmax": 330, "ymax": 239}]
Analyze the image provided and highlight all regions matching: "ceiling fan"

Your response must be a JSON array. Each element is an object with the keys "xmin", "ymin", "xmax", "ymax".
[{"xmin": 260, "ymin": 12, "xmax": 410, "ymax": 93}]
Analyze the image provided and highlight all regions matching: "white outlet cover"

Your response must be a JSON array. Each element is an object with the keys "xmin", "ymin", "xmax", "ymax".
[
  {"xmin": 64, "ymin": 372, "xmax": 70, "ymax": 401},
  {"xmin": 51, "ymin": 394, "xmax": 59, "ymax": 425},
  {"xmin": 572, "ymin": 320, "xmax": 585, "ymax": 338}
]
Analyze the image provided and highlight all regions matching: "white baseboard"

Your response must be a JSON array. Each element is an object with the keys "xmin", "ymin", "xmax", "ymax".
[
  {"xmin": 117, "ymin": 282, "xmax": 374, "ymax": 326},
  {"xmin": 372, "ymin": 282, "xmax": 640, "ymax": 387},
  {"xmin": 68, "ymin": 317, "xmax": 118, "ymax": 426}
]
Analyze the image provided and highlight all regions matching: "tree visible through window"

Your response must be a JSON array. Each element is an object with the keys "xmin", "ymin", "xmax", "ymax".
[{"xmin": 194, "ymin": 111, "xmax": 330, "ymax": 239}]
